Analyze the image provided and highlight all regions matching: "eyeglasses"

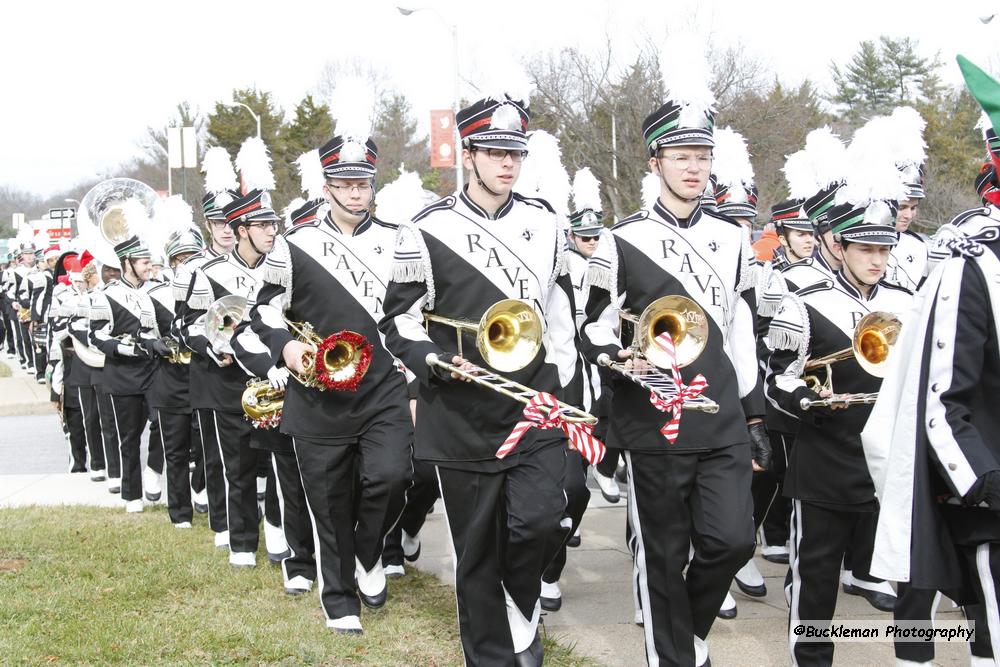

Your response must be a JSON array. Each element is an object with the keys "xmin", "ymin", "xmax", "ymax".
[
  {"xmin": 327, "ymin": 183, "xmax": 373, "ymax": 194},
  {"xmin": 658, "ymin": 153, "xmax": 713, "ymax": 170},
  {"xmin": 209, "ymin": 221, "xmax": 229, "ymax": 229},
  {"xmin": 247, "ymin": 221, "xmax": 278, "ymax": 230},
  {"xmin": 475, "ymin": 148, "xmax": 528, "ymax": 163}
]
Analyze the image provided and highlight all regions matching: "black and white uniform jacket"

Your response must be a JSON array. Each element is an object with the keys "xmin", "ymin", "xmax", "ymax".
[
  {"xmin": 237, "ymin": 213, "xmax": 410, "ymax": 442},
  {"xmin": 89, "ymin": 277, "xmax": 158, "ymax": 396},
  {"xmin": 581, "ymin": 200, "xmax": 764, "ymax": 452},
  {"xmin": 1, "ymin": 266, "xmax": 14, "ymax": 303},
  {"xmin": 144, "ymin": 281, "xmax": 191, "ymax": 414},
  {"xmin": 379, "ymin": 191, "xmax": 581, "ymax": 470},
  {"xmin": 179, "ymin": 248, "xmax": 268, "ymax": 414},
  {"xmin": 886, "ymin": 229, "xmax": 929, "ymax": 292},
  {"xmin": 66, "ymin": 287, "xmax": 104, "ymax": 388},
  {"xmin": 564, "ymin": 245, "xmax": 601, "ymax": 412},
  {"xmin": 864, "ymin": 207, "xmax": 1000, "ymax": 593},
  {"xmin": 13, "ymin": 264, "xmax": 33, "ymax": 311},
  {"xmin": 47, "ymin": 282, "xmax": 79, "ymax": 364},
  {"xmin": 28, "ymin": 268, "xmax": 53, "ymax": 325},
  {"xmin": 767, "ymin": 273, "xmax": 913, "ymax": 507},
  {"xmin": 170, "ymin": 247, "xmax": 224, "ymax": 410}
]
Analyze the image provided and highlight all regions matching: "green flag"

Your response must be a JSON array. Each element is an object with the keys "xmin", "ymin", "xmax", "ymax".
[{"xmin": 957, "ymin": 54, "xmax": 1000, "ymax": 132}]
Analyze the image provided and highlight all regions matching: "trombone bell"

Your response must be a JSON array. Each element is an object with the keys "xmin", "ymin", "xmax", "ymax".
[
  {"xmin": 853, "ymin": 311, "xmax": 900, "ymax": 378},
  {"xmin": 476, "ymin": 300, "xmax": 542, "ymax": 373},
  {"xmin": 633, "ymin": 295, "xmax": 709, "ymax": 370}
]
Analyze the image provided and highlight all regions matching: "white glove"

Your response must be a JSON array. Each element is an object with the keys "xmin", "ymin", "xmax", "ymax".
[
  {"xmin": 267, "ymin": 366, "xmax": 289, "ymax": 390},
  {"xmin": 117, "ymin": 342, "xmax": 137, "ymax": 357},
  {"xmin": 211, "ymin": 338, "xmax": 234, "ymax": 356}
]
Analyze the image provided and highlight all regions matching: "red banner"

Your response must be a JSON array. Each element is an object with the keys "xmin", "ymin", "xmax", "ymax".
[{"xmin": 430, "ymin": 110, "xmax": 456, "ymax": 169}]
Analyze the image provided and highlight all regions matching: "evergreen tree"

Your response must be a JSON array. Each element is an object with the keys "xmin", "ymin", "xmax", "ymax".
[
  {"xmin": 371, "ymin": 93, "xmax": 428, "ymax": 189},
  {"xmin": 278, "ymin": 95, "xmax": 334, "ymax": 203}
]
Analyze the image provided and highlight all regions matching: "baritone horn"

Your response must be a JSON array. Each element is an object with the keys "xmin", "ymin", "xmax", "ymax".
[
  {"xmin": 597, "ymin": 295, "xmax": 719, "ymax": 413},
  {"xmin": 204, "ymin": 295, "xmax": 248, "ymax": 354},
  {"xmin": 423, "ymin": 299, "xmax": 598, "ymax": 425},
  {"xmin": 242, "ymin": 379, "xmax": 283, "ymax": 429},
  {"xmin": 799, "ymin": 310, "xmax": 901, "ymax": 411},
  {"xmin": 283, "ymin": 320, "xmax": 372, "ymax": 391}
]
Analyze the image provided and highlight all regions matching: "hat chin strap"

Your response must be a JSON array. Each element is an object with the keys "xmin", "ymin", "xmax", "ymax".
[
  {"xmin": 329, "ymin": 182, "xmax": 374, "ymax": 218},
  {"xmin": 470, "ymin": 151, "xmax": 503, "ymax": 197},
  {"xmin": 657, "ymin": 166, "xmax": 701, "ymax": 204}
]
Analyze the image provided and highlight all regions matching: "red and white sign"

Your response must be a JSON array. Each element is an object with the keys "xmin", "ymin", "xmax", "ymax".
[{"xmin": 430, "ymin": 110, "xmax": 456, "ymax": 169}]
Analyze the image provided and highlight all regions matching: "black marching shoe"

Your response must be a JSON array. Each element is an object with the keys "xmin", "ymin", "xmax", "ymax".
[
  {"xmin": 514, "ymin": 631, "xmax": 544, "ymax": 667},
  {"xmin": 842, "ymin": 582, "xmax": 897, "ymax": 612},
  {"xmin": 356, "ymin": 559, "xmax": 388, "ymax": 609}
]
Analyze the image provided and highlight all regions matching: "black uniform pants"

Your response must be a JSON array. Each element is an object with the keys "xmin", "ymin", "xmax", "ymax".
[
  {"xmin": 787, "ymin": 500, "xmax": 879, "ymax": 667},
  {"xmin": 262, "ymin": 453, "xmax": 281, "ymax": 527},
  {"xmin": 95, "ymin": 387, "xmax": 121, "ymax": 480},
  {"xmin": 155, "ymin": 409, "xmax": 193, "ymax": 524},
  {"xmin": 63, "ymin": 389, "xmax": 87, "ymax": 472},
  {"xmin": 543, "ymin": 453, "xmax": 591, "ymax": 584},
  {"xmin": 625, "ymin": 444, "xmax": 755, "ymax": 667},
  {"xmin": 292, "ymin": 422, "xmax": 411, "ymax": 620},
  {"xmin": 146, "ymin": 417, "xmax": 163, "ymax": 475},
  {"xmin": 210, "ymin": 409, "xmax": 259, "ymax": 554},
  {"xmin": 196, "ymin": 408, "xmax": 229, "ymax": 534},
  {"xmin": 109, "ymin": 394, "xmax": 148, "ymax": 502},
  {"xmin": 437, "ymin": 444, "xmax": 567, "ymax": 666},
  {"xmin": 383, "ymin": 458, "xmax": 440, "ymax": 567},
  {"xmin": 16, "ymin": 320, "xmax": 32, "ymax": 366},
  {"xmin": 75, "ymin": 385, "xmax": 105, "ymax": 472},
  {"xmin": 190, "ymin": 418, "xmax": 205, "ymax": 494},
  {"xmin": 761, "ymin": 432, "xmax": 793, "ymax": 546},
  {"xmin": 0, "ymin": 304, "xmax": 11, "ymax": 353},
  {"xmin": 271, "ymin": 449, "xmax": 316, "ymax": 584}
]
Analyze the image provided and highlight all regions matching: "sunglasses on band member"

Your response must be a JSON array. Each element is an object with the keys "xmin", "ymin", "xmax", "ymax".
[{"xmin": 574, "ymin": 234, "xmax": 600, "ymax": 241}]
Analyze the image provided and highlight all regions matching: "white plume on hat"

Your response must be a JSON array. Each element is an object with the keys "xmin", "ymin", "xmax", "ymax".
[
  {"xmin": 659, "ymin": 33, "xmax": 716, "ymax": 128},
  {"xmin": 15, "ymin": 223, "xmax": 34, "ymax": 250},
  {"xmin": 118, "ymin": 198, "xmax": 153, "ymax": 243},
  {"xmin": 886, "ymin": 106, "xmax": 927, "ymax": 171},
  {"xmin": 713, "ymin": 127, "xmax": 754, "ymax": 203},
  {"xmin": 295, "ymin": 149, "xmax": 326, "ymax": 201},
  {"xmin": 642, "ymin": 171, "xmax": 661, "ymax": 209},
  {"xmin": 35, "ymin": 229, "xmax": 52, "ymax": 249},
  {"xmin": 235, "ymin": 136, "xmax": 276, "ymax": 192},
  {"xmin": 572, "ymin": 168, "xmax": 603, "ymax": 213},
  {"xmin": 479, "ymin": 59, "xmax": 534, "ymax": 106},
  {"xmin": 836, "ymin": 115, "xmax": 910, "ymax": 207},
  {"xmin": 376, "ymin": 167, "xmax": 429, "ymax": 224},
  {"xmin": 330, "ymin": 76, "xmax": 376, "ymax": 143},
  {"xmin": 201, "ymin": 146, "xmax": 238, "ymax": 194},
  {"xmin": 783, "ymin": 127, "xmax": 848, "ymax": 199},
  {"xmin": 152, "ymin": 195, "xmax": 194, "ymax": 254},
  {"xmin": 515, "ymin": 130, "xmax": 570, "ymax": 217},
  {"xmin": 283, "ymin": 197, "xmax": 306, "ymax": 227}
]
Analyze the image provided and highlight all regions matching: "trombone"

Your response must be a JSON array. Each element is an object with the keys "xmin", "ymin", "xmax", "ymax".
[
  {"xmin": 798, "ymin": 311, "xmax": 901, "ymax": 411},
  {"xmin": 596, "ymin": 295, "xmax": 719, "ymax": 414},
  {"xmin": 423, "ymin": 299, "xmax": 598, "ymax": 425}
]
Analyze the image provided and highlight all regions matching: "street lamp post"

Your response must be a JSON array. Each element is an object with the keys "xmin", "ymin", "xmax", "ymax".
[
  {"xmin": 225, "ymin": 102, "xmax": 262, "ymax": 139},
  {"xmin": 397, "ymin": 5, "xmax": 464, "ymax": 194}
]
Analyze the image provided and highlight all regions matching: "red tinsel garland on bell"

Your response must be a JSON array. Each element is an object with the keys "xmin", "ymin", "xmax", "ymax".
[{"xmin": 314, "ymin": 330, "xmax": 373, "ymax": 392}]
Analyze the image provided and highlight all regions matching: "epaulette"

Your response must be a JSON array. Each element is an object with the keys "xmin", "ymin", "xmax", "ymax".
[
  {"xmin": 102, "ymin": 279, "xmax": 120, "ymax": 290},
  {"xmin": 611, "ymin": 210, "xmax": 649, "ymax": 230},
  {"xmin": 877, "ymin": 280, "xmax": 914, "ymax": 295},
  {"xmin": 949, "ymin": 207, "xmax": 991, "ymax": 228},
  {"xmin": 795, "ymin": 279, "xmax": 833, "ymax": 297},
  {"xmin": 146, "ymin": 281, "xmax": 168, "ymax": 296},
  {"xmin": 779, "ymin": 257, "xmax": 814, "ymax": 273},
  {"xmin": 284, "ymin": 219, "xmax": 320, "ymax": 237},
  {"xmin": 180, "ymin": 249, "xmax": 207, "ymax": 266},
  {"xmin": 200, "ymin": 254, "xmax": 228, "ymax": 270},
  {"xmin": 412, "ymin": 196, "xmax": 456, "ymax": 223},
  {"xmin": 372, "ymin": 216, "xmax": 398, "ymax": 231},
  {"xmin": 512, "ymin": 192, "xmax": 555, "ymax": 214},
  {"xmin": 703, "ymin": 208, "xmax": 742, "ymax": 227}
]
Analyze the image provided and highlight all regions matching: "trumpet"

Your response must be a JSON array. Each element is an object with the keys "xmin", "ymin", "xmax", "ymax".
[
  {"xmin": 284, "ymin": 319, "xmax": 372, "ymax": 392},
  {"xmin": 423, "ymin": 299, "xmax": 597, "ymax": 425},
  {"xmin": 597, "ymin": 295, "xmax": 719, "ymax": 413},
  {"xmin": 242, "ymin": 379, "xmax": 283, "ymax": 429},
  {"xmin": 799, "ymin": 311, "xmax": 901, "ymax": 411}
]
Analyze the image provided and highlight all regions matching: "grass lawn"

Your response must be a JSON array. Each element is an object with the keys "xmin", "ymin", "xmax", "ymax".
[{"xmin": 0, "ymin": 505, "xmax": 596, "ymax": 666}]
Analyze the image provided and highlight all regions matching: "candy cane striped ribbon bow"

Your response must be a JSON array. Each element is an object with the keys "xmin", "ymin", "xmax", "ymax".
[
  {"xmin": 649, "ymin": 332, "xmax": 709, "ymax": 444},
  {"xmin": 496, "ymin": 392, "xmax": 606, "ymax": 465}
]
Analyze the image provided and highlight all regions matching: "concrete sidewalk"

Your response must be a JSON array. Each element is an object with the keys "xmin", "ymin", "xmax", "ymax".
[{"xmin": 0, "ymin": 354, "xmax": 52, "ymax": 417}]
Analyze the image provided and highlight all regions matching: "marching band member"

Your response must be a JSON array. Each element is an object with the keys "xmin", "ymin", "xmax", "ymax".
[
  {"xmin": 380, "ymin": 69, "xmax": 583, "ymax": 664},
  {"xmin": 49, "ymin": 249, "xmax": 89, "ymax": 472},
  {"xmin": 175, "ymin": 146, "xmax": 239, "ymax": 543},
  {"xmin": 143, "ymin": 196, "xmax": 206, "ymax": 528},
  {"xmin": 1, "ymin": 252, "xmax": 14, "ymax": 358},
  {"xmin": 767, "ymin": 123, "xmax": 915, "ymax": 665},
  {"xmin": 241, "ymin": 92, "xmax": 413, "ymax": 632},
  {"xmin": 582, "ymin": 37, "xmax": 768, "ymax": 667},
  {"xmin": 884, "ymin": 107, "xmax": 929, "ymax": 292},
  {"xmin": 87, "ymin": 199, "xmax": 159, "ymax": 514},
  {"xmin": 12, "ymin": 227, "xmax": 37, "ymax": 370},
  {"xmin": 29, "ymin": 238, "xmax": 59, "ymax": 384},
  {"xmin": 180, "ymin": 137, "xmax": 278, "ymax": 567}
]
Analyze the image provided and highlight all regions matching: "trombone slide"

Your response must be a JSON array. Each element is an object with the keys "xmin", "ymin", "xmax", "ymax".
[
  {"xmin": 596, "ymin": 353, "xmax": 719, "ymax": 414},
  {"xmin": 799, "ymin": 392, "xmax": 879, "ymax": 411}
]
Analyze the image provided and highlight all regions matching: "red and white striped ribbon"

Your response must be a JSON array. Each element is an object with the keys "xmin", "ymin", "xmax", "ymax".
[
  {"xmin": 648, "ymin": 332, "xmax": 709, "ymax": 444},
  {"xmin": 496, "ymin": 392, "xmax": 606, "ymax": 465}
]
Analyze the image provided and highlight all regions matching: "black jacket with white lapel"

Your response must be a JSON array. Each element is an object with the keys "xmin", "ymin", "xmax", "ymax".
[
  {"xmin": 29, "ymin": 268, "xmax": 53, "ymax": 324},
  {"xmin": 180, "ymin": 249, "xmax": 263, "ymax": 413},
  {"xmin": 564, "ymin": 245, "xmax": 602, "ymax": 412},
  {"xmin": 88, "ymin": 277, "xmax": 158, "ymax": 395},
  {"xmin": 379, "ymin": 191, "xmax": 581, "ymax": 470},
  {"xmin": 13, "ymin": 264, "xmax": 33, "ymax": 310},
  {"xmin": 581, "ymin": 200, "xmax": 764, "ymax": 452},
  {"xmin": 766, "ymin": 272, "xmax": 913, "ymax": 506},
  {"xmin": 144, "ymin": 281, "xmax": 190, "ymax": 413},
  {"xmin": 887, "ymin": 229, "xmax": 929, "ymax": 292},
  {"xmin": 171, "ymin": 246, "xmax": 222, "ymax": 409},
  {"xmin": 240, "ymin": 213, "xmax": 410, "ymax": 442}
]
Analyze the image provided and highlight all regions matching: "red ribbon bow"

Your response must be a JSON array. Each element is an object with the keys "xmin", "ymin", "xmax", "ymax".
[
  {"xmin": 648, "ymin": 332, "xmax": 709, "ymax": 444},
  {"xmin": 496, "ymin": 392, "xmax": 606, "ymax": 465}
]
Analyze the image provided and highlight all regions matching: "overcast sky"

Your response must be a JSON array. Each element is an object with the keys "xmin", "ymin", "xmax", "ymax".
[{"xmin": 2, "ymin": 0, "xmax": 994, "ymax": 196}]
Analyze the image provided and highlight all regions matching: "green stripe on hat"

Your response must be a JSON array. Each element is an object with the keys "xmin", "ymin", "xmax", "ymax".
[
  {"xmin": 647, "ymin": 119, "xmax": 680, "ymax": 146},
  {"xmin": 808, "ymin": 199, "xmax": 835, "ymax": 221},
  {"xmin": 958, "ymin": 55, "xmax": 1000, "ymax": 134},
  {"xmin": 831, "ymin": 213, "xmax": 865, "ymax": 235}
]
